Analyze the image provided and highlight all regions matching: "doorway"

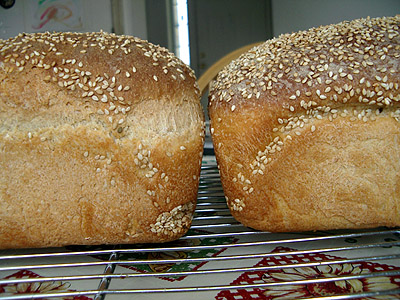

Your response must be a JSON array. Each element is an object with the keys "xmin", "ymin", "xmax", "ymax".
[{"xmin": 187, "ymin": 0, "xmax": 273, "ymax": 113}]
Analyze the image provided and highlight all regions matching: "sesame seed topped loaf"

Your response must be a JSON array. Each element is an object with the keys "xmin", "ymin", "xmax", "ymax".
[
  {"xmin": 0, "ymin": 31, "xmax": 205, "ymax": 249},
  {"xmin": 208, "ymin": 16, "xmax": 400, "ymax": 232}
]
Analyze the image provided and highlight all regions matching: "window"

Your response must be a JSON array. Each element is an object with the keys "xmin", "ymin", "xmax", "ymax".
[{"xmin": 172, "ymin": 0, "xmax": 190, "ymax": 65}]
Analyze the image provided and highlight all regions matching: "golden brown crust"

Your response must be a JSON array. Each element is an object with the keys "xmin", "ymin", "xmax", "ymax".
[
  {"xmin": 0, "ymin": 32, "xmax": 204, "ymax": 249},
  {"xmin": 209, "ymin": 16, "xmax": 400, "ymax": 232}
]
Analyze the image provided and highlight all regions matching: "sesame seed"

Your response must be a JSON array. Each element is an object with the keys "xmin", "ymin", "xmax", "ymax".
[{"xmin": 180, "ymin": 146, "xmax": 186, "ymax": 150}]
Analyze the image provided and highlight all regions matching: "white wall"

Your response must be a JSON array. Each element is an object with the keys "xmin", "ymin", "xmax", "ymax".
[
  {"xmin": 0, "ymin": 0, "xmax": 148, "ymax": 41},
  {"xmin": 119, "ymin": 0, "xmax": 147, "ymax": 40},
  {"xmin": 0, "ymin": 0, "xmax": 113, "ymax": 40},
  {"xmin": 271, "ymin": 0, "xmax": 400, "ymax": 37}
]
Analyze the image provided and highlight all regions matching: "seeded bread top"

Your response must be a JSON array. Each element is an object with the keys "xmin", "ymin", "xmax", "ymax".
[
  {"xmin": 210, "ymin": 15, "xmax": 400, "ymax": 113},
  {"xmin": 0, "ymin": 31, "xmax": 200, "ymax": 137}
]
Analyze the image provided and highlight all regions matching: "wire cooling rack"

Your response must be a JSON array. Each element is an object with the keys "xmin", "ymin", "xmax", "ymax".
[{"xmin": 0, "ymin": 159, "xmax": 400, "ymax": 300}]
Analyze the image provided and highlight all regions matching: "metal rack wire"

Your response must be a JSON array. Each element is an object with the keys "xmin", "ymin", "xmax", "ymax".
[{"xmin": 0, "ymin": 161, "xmax": 400, "ymax": 300}]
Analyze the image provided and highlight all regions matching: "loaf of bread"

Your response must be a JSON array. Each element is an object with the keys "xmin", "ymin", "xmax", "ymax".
[
  {"xmin": 209, "ymin": 16, "xmax": 400, "ymax": 232},
  {"xmin": 0, "ymin": 32, "xmax": 204, "ymax": 248}
]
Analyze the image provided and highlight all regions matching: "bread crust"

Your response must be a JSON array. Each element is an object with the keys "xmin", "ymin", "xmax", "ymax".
[
  {"xmin": 0, "ymin": 32, "xmax": 204, "ymax": 248},
  {"xmin": 209, "ymin": 16, "xmax": 400, "ymax": 232}
]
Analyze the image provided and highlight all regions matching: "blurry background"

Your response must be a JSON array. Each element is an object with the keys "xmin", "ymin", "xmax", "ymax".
[{"xmin": 1, "ymin": 0, "xmax": 399, "ymax": 115}]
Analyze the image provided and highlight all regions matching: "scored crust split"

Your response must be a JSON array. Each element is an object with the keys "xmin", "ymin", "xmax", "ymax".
[
  {"xmin": 0, "ymin": 32, "xmax": 205, "ymax": 248},
  {"xmin": 209, "ymin": 16, "xmax": 400, "ymax": 232}
]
